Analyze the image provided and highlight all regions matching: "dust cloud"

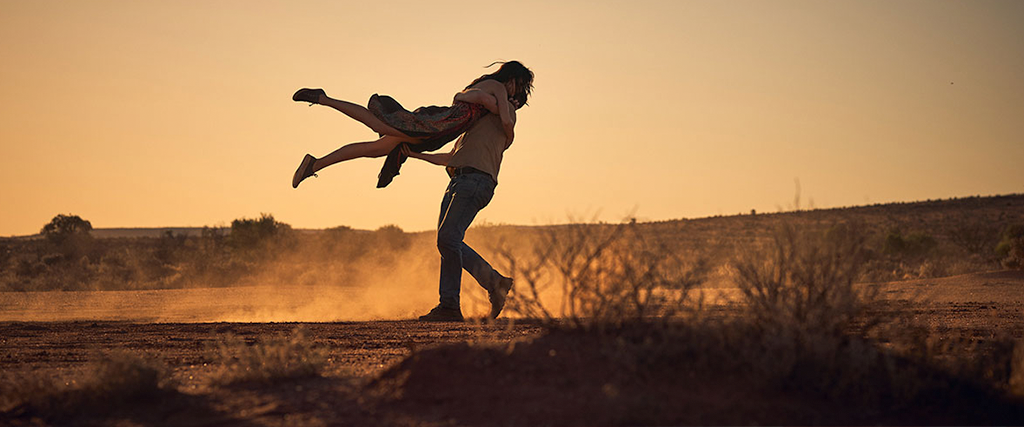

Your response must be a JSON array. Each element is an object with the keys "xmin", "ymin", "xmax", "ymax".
[{"xmin": 0, "ymin": 230, "xmax": 506, "ymax": 323}]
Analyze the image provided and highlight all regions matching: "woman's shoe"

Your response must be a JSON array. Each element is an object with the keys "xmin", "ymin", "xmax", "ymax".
[
  {"xmin": 292, "ymin": 154, "xmax": 318, "ymax": 188},
  {"xmin": 292, "ymin": 88, "xmax": 325, "ymax": 105}
]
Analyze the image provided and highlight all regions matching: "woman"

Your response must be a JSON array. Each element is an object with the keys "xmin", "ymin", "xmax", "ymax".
[{"xmin": 291, "ymin": 61, "xmax": 534, "ymax": 188}]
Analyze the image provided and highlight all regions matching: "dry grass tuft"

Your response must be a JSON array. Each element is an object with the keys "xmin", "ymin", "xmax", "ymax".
[
  {"xmin": 1, "ymin": 351, "xmax": 171, "ymax": 421},
  {"xmin": 210, "ymin": 327, "xmax": 328, "ymax": 385}
]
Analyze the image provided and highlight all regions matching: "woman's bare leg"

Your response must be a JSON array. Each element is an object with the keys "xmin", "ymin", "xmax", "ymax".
[
  {"xmin": 315, "ymin": 93, "xmax": 410, "ymax": 138},
  {"xmin": 311, "ymin": 135, "xmax": 411, "ymax": 173}
]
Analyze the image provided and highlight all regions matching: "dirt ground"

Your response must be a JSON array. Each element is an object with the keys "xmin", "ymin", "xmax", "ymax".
[
  {"xmin": 0, "ymin": 320, "xmax": 547, "ymax": 426},
  {"xmin": 0, "ymin": 320, "xmax": 543, "ymax": 386},
  {"xmin": 1, "ymin": 270, "xmax": 1022, "ymax": 425}
]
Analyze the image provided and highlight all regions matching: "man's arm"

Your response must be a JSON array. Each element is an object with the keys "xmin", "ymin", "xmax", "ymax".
[
  {"xmin": 401, "ymin": 144, "xmax": 453, "ymax": 167},
  {"xmin": 456, "ymin": 80, "xmax": 515, "ymax": 143}
]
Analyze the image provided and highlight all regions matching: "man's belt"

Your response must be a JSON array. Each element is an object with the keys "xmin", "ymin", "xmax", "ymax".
[{"xmin": 447, "ymin": 166, "xmax": 490, "ymax": 178}]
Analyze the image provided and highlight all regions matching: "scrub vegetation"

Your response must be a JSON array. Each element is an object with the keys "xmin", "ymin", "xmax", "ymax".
[
  {"xmin": 3, "ymin": 195, "xmax": 1023, "ymax": 293},
  {"xmin": 2, "ymin": 194, "xmax": 1023, "ymax": 425}
]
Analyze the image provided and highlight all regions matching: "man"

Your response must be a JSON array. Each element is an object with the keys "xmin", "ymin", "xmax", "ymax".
[{"xmin": 402, "ymin": 97, "xmax": 520, "ymax": 322}]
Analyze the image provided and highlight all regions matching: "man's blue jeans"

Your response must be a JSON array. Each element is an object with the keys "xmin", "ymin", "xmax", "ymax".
[{"xmin": 436, "ymin": 173, "xmax": 501, "ymax": 309}]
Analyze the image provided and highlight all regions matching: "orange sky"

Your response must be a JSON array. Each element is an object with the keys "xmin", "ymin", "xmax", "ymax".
[{"xmin": 2, "ymin": 0, "xmax": 1022, "ymax": 236}]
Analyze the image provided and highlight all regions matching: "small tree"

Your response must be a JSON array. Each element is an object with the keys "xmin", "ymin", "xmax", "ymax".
[
  {"xmin": 41, "ymin": 214, "xmax": 93, "ymax": 245},
  {"xmin": 375, "ymin": 224, "xmax": 409, "ymax": 250},
  {"xmin": 228, "ymin": 213, "xmax": 293, "ymax": 264},
  {"xmin": 40, "ymin": 214, "xmax": 94, "ymax": 259},
  {"xmin": 229, "ymin": 213, "xmax": 290, "ymax": 249}
]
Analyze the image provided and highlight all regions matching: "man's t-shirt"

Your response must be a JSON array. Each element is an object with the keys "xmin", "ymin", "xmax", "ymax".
[{"xmin": 447, "ymin": 113, "xmax": 512, "ymax": 183}]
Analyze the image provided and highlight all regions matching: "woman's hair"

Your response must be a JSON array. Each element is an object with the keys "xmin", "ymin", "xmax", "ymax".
[{"xmin": 466, "ymin": 60, "xmax": 534, "ymax": 109}]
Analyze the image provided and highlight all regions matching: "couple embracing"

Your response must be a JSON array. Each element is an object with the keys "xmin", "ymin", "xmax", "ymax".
[{"xmin": 291, "ymin": 61, "xmax": 535, "ymax": 321}]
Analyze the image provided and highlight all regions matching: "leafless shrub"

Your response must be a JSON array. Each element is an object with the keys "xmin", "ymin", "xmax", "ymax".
[
  {"xmin": 494, "ymin": 219, "xmax": 709, "ymax": 329},
  {"xmin": 469, "ymin": 217, "xmax": 1024, "ymax": 419},
  {"xmin": 732, "ymin": 222, "xmax": 878, "ymax": 336},
  {"xmin": 948, "ymin": 220, "xmax": 1002, "ymax": 258},
  {"xmin": 210, "ymin": 328, "xmax": 327, "ymax": 385},
  {"xmin": 721, "ymin": 221, "xmax": 1024, "ymax": 409}
]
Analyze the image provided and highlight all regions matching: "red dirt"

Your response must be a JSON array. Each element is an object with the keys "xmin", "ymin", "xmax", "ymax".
[{"xmin": 2, "ymin": 270, "xmax": 1023, "ymax": 425}]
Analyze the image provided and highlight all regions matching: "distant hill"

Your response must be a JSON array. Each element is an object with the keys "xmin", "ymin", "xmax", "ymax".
[
  {"xmin": 6, "ymin": 227, "xmax": 217, "ymax": 240},
  {"xmin": 84, "ymin": 227, "xmax": 345, "ymax": 239},
  {"xmin": 656, "ymin": 193, "xmax": 1024, "ymax": 228},
  {"xmin": 627, "ymin": 193, "xmax": 1024, "ymax": 248},
  {"xmin": 91, "ymin": 227, "xmax": 214, "ymax": 239},
  {"xmin": 5, "ymin": 194, "xmax": 1022, "ymax": 240},
  {"xmin": 6, "ymin": 227, "xmax": 352, "ymax": 240}
]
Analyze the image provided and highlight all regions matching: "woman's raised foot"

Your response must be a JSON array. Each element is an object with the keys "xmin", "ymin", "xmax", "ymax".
[
  {"xmin": 292, "ymin": 154, "xmax": 318, "ymax": 188},
  {"xmin": 292, "ymin": 88, "xmax": 326, "ymax": 106}
]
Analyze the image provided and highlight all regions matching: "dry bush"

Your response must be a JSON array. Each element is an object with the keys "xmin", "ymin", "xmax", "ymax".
[
  {"xmin": 902, "ymin": 332, "xmax": 1024, "ymax": 397},
  {"xmin": 494, "ymin": 219, "xmax": 709, "ymax": 329},
  {"xmin": 722, "ymin": 221, "xmax": 1024, "ymax": 411},
  {"xmin": 732, "ymin": 222, "xmax": 877, "ymax": 336},
  {"xmin": 606, "ymin": 317, "xmax": 1024, "ymax": 417},
  {"xmin": 724, "ymin": 222, "xmax": 894, "ymax": 399},
  {"xmin": 1, "ymin": 351, "xmax": 172, "ymax": 421},
  {"xmin": 948, "ymin": 219, "xmax": 1002, "ymax": 258},
  {"xmin": 996, "ymin": 224, "xmax": 1024, "ymax": 269},
  {"xmin": 210, "ymin": 327, "xmax": 327, "ymax": 385},
  {"xmin": 424, "ymin": 214, "xmax": 1024, "ymax": 420}
]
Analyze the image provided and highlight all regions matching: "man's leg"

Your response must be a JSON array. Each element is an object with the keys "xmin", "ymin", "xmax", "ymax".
[
  {"xmin": 460, "ymin": 243, "xmax": 500, "ymax": 292},
  {"xmin": 462, "ymin": 242, "xmax": 514, "ymax": 319},
  {"xmin": 434, "ymin": 175, "xmax": 494, "ymax": 311}
]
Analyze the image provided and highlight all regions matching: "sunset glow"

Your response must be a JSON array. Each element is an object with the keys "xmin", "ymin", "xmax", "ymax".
[{"xmin": 2, "ymin": 0, "xmax": 1022, "ymax": 235}]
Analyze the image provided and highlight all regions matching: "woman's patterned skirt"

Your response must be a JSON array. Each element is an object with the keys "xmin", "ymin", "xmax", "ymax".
[{"xmin": 368, "ymin": 94, "xmax": 488, "ymax": 188}]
